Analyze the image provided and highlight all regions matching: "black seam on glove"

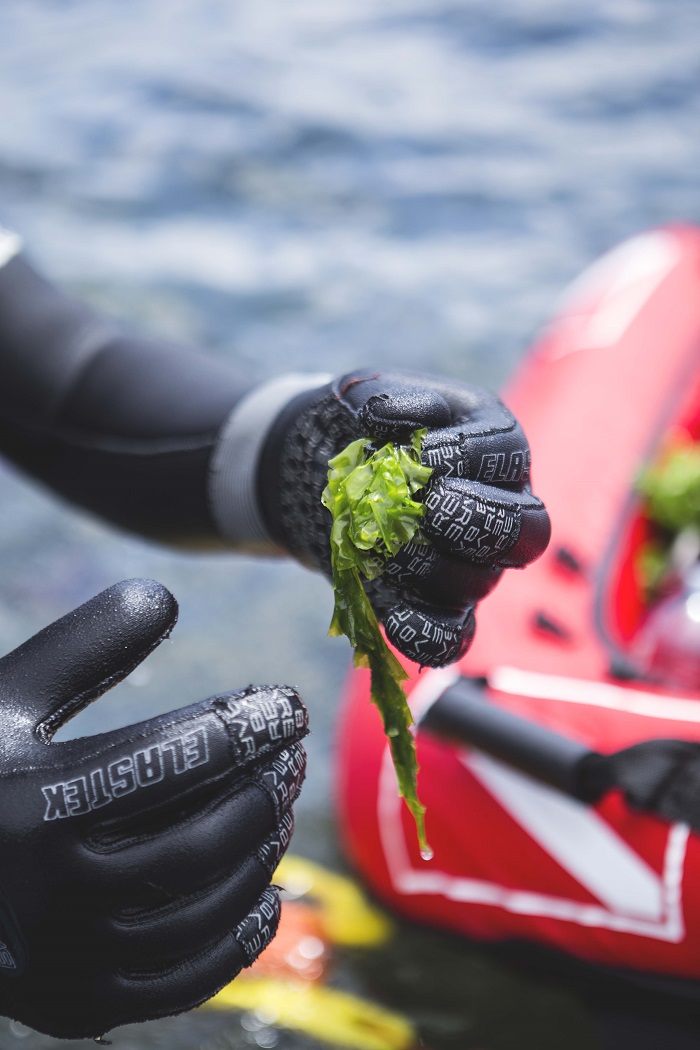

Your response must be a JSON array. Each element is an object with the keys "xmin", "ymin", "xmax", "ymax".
[
  {"xmin": 119, "ymin": 928, "xmax": 241, "ymax": 982},
  {"xmin": 85, "ymin": 774, "xmax": 269, "ymax": 853}
]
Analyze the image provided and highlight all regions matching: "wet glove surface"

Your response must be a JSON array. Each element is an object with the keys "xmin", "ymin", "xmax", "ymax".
[
  {"xmin": 260, "ymin": 370, "xmax": 550, "ymax": 667},
  {"xmin": 0, "ymin": 579, "xmax": 307, "ymax": 1039}
]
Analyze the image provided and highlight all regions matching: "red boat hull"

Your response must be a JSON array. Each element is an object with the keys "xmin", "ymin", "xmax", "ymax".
[{"xmin": 337, "ymin": 226, "xmax": 700, "ymax": 982}]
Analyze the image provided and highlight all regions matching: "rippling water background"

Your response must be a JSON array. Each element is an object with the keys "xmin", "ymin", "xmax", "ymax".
[{"xmin": 1, "ymin": 1, "xmax": 699, "ymax": 1047}]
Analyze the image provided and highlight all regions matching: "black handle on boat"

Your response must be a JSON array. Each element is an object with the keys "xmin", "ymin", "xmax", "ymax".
[{"xmin": 420, "ymin": 677, "xmax": 612, "ymax": 803}]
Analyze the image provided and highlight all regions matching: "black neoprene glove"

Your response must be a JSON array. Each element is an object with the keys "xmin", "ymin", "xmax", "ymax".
[
  {"xmin": 259, "ymin": 370, "xmax": 550, "ymax": 668},
  {"xmin": 0, "ymin": 578, "xmax": 307, "ymax": 1040}
]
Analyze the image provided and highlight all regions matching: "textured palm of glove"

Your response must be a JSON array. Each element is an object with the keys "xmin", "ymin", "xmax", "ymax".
[
  {"xmin": 259, "ymin": 370, "xmax": 551, "ymax": 668},
  {"xmin": 0, "ymin": 579, "xmax": 307, "ymax": 1040}
]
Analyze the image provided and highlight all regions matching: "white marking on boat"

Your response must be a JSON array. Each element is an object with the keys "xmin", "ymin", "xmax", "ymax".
[
  {"xmin": 491, "ymin": 666, "xmax": 700, "ymax": 723},
  {"xmin": 379, "ymin": 739, "xmax": 688, "ymax": 940},
  {"xmin": 465, "ymin": 752, "xmax": 664, "ymax": 921},
  {"xmin": 378, "ymin": 665, "xmax": 690, "ymax": 941}
]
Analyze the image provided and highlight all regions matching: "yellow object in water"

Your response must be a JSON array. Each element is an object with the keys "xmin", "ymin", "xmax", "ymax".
[
  {"xmin": 274, "ymin": 855, "xmax": 393, "ymax": 947},
  {"xmin": 207, "ymin": 977, "xmax": 416, "ymax": 1050}
]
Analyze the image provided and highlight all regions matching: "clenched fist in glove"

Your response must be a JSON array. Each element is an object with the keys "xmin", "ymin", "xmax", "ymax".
[
  {"xmin": 0, "ymin": 579, "xmax": 307, "ymax": 1040},
  {"xmin": 0, "ymin": 245, "xmax": 548, "ymax": 670},
  {"xmin": 211, "ymin": 370, "xmax": 551, "ymax": 669}
]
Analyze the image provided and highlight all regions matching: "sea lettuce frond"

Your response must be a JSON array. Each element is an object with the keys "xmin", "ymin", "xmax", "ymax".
[{"xmin": 322, "ymin": 431, "xmax": 433, "ymax": 852}]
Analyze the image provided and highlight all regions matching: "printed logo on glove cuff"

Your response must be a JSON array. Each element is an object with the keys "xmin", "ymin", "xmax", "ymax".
[{"xmin": 41, "ymin": 728, "xmax": 210, "ymax": 820}]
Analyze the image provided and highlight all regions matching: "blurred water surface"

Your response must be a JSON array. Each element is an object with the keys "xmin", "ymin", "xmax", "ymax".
[{"xmin": 0, "ymin": 1, "xmax": 699, "ymax": 1047}]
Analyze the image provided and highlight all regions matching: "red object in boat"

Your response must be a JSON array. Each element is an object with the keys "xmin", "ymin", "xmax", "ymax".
[{"xmin": 337, "ymin": 226, "xmax": 700, "ymax": 983}]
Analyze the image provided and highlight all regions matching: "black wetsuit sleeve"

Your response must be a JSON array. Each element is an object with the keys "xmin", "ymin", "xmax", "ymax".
[{"xmin": 0, "ymin": 252, "xmax": 254, "ymax": 546}]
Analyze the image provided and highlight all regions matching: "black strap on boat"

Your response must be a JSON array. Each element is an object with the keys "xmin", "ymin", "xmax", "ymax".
[{"xmin": 420, "ymin": 676, "xmax": 700, "ymax": 832}]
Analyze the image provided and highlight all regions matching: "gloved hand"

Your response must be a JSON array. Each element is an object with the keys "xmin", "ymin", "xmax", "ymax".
[
  {"xmin": 0, "ymin": 579, "xmax": 307, "ymax": 1040},
  {"xmin": 259, "ymin": 370, "xmax": 550, "ymax": 667}
]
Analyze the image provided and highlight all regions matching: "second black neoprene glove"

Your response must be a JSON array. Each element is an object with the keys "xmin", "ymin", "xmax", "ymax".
[
  {"xmin": 0, "ymin": 579, "xmax": 307, "ymax": 1040},
  {"xmin": 255, "ymin": 370, "xmax": 550, "ymax": 668}
]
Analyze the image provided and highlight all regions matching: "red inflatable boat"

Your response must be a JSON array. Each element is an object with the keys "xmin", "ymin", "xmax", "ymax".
[{"xmin": 337, "ymin": 225, "xmax": 700, "ymax": 987}]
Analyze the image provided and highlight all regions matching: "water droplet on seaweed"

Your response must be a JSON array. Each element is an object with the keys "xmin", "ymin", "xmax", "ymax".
[{"xmin": 420, "ymin": 846, "xmax": 434, "ymax": 862}]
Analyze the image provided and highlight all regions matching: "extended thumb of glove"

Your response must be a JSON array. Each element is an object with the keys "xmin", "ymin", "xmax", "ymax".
[
  {"xmin": 337, "ymin": 371, "xmax": 453, "ymax": 438},
  {"xmin": 0, "ymin": 579, "xmax": 177, "ymax": 743}
]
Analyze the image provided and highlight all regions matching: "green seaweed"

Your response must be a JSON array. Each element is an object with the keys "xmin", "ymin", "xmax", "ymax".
[
  {"xmin": 322, "ymin": 431, "xmax": 433, "ymax": 853},
  {"xmin": 636, "ymin": 444, "xmax": 700, "ymax": 592},
  {"xmin": 638, "ymin": 444, "xmax": 700, "ymax": 534}
]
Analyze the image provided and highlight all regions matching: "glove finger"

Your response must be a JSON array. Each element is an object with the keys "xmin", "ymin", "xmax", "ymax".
[
  {"xmin": 0, "ymin": 578, "xmax": 177, "ymax": 740},
  {"xmin": 383, "ymin": 598, "xmax": 475, "ymax": 668},
  {"xmin": 49, "ymin": 684, "xmax": 307, "ymax": 824},
  {"xmin": 383, "ymin": 541, "xmax": 503, "ymax": 607},
  {"xmin": 337, "ymin": 370, "xmax": 454, "ymax": 441},
  {"xmin": 103, "ymin": 815, "xmax": 293, "ymax": 969},
  {"xmin": 422, "ymin": 478, "xmax": 551, "ymax": 568},
  {"xmin": 420, "ymin": 408, "xmax": 531, "ymax": 490},
  {"xmin": 337, "ymin": 373, "xmax": 529, "ymax": 494},
  {"xmin": 107, "ymin": 886, "xmax": 281, "ymax": 1031},
  {"xmin": 85, "ymin": 744, "xmax": 305, "ymax": 895}
]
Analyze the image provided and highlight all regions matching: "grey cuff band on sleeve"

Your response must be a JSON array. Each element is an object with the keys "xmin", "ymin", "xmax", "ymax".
[
  {"xmin": 0, "ymin": 228, "xmax": 22, "ymax": 269},
  {"xmin": 208, "ymin": 372, "xmax": 331, "ymax": 554}
]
